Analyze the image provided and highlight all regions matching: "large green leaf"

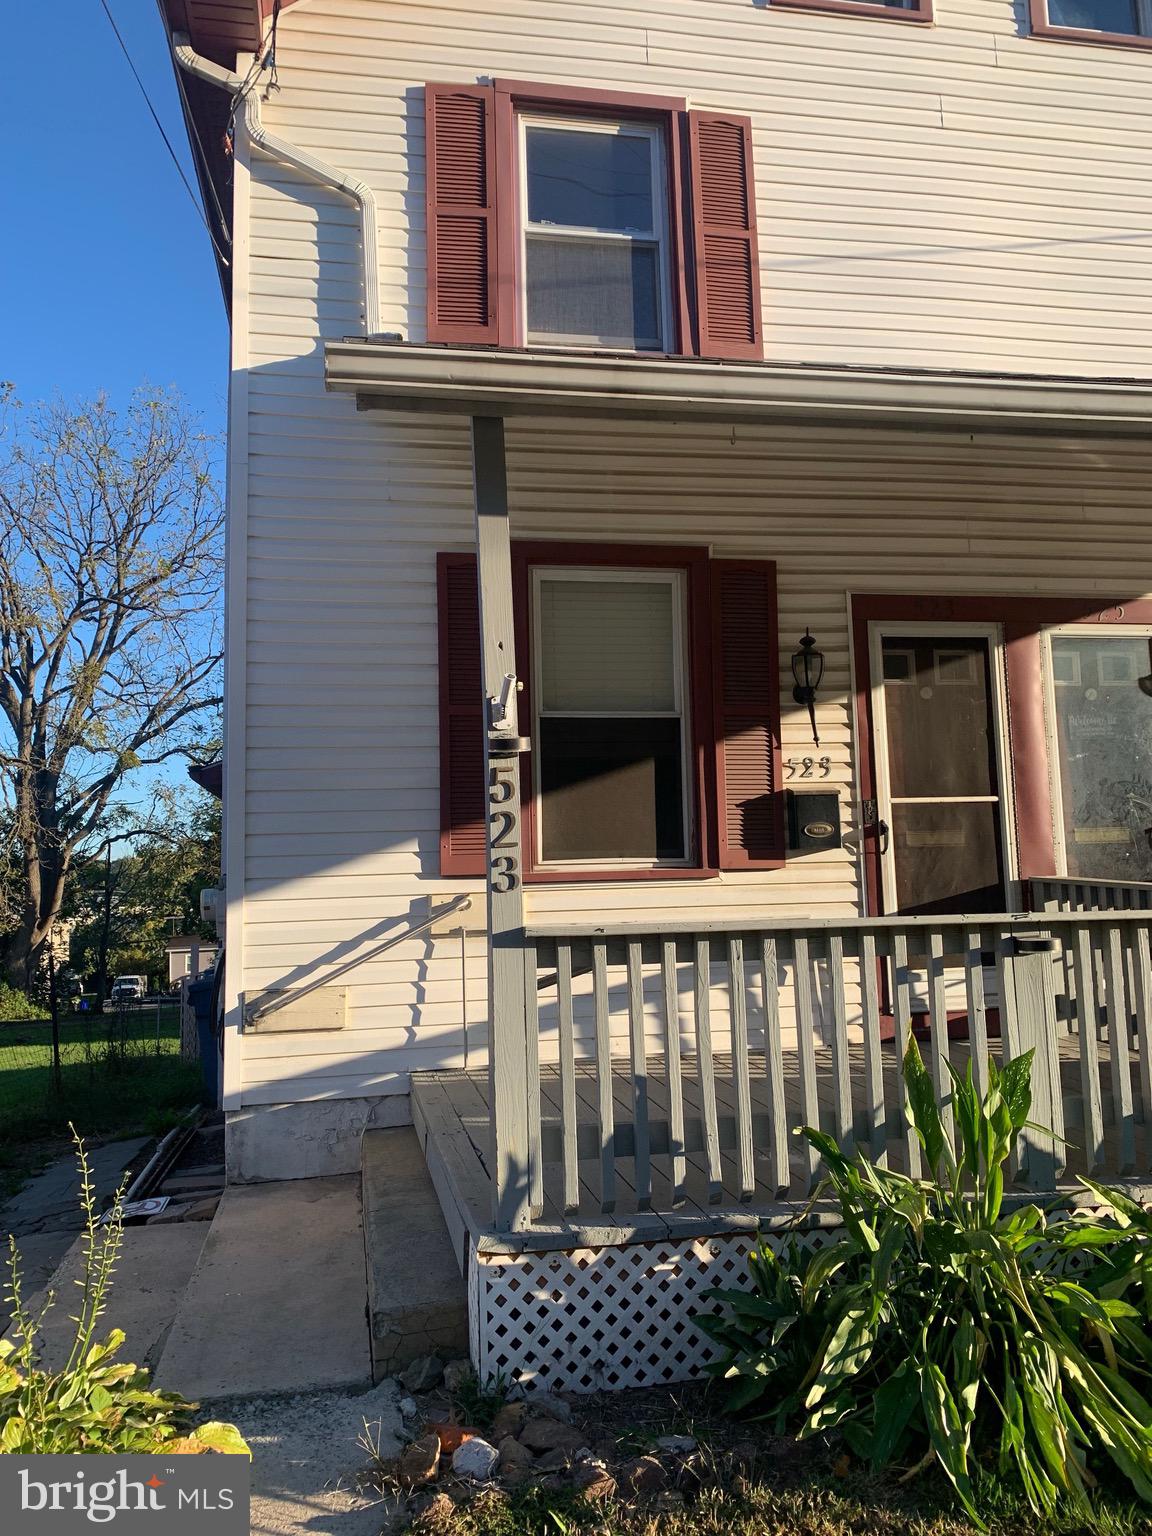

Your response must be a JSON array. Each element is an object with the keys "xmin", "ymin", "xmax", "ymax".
[
  {"xmin": 903, "ymin": 1039, "xmax": 948, "ymax": 1176},
  {"xmin": 998, "ymin": 1050, "xmax": 1034, "ymax": 1133}
]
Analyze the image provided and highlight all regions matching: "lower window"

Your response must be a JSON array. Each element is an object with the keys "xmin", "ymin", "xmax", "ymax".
[
  {"xmin": 1047, "ymin": 630, "xmax": 1152, "ymax": 882},
  {"xmin": 532, "ymin": 568, "xmax": 690, "ymax": 867}
]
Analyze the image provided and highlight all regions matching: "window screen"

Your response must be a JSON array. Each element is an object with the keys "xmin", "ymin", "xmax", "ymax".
[
  {"xmin": 521, "ymin": 119, "xmax": 669, "ymax": 350},
  {"xmin": 534, "ymin": 573, "xmax": 688, "ymax": 863}
]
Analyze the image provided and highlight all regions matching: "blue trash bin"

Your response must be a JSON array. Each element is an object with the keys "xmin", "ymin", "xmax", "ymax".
[{"xmin": 187, "ymin": 970, "xmax": 220, "ymax": 1106}]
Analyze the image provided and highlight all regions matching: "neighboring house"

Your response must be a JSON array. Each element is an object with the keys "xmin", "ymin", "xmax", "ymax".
[
  {"xmin": 166, "ymin": 936, "xmax": 220, "ymax": 986},
  {"xmin": 161, "ymin": 0, "xmax": 1152, "ymax": 1389}
]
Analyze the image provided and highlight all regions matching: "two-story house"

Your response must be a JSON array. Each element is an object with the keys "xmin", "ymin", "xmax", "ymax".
[{"xmin": 162, "ymin": 0, "xmax": 1152, "ymax": 1391}]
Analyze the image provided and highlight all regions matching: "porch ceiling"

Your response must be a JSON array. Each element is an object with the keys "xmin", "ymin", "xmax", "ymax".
[{"xmin": 326, "ymin": 340, "xmax": 1152, "ymax": 436}]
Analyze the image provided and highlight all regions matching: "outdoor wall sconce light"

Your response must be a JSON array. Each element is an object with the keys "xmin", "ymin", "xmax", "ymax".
[{"xmin": 791, "ymin": 629, "xmax": 824, "ymax": 746}]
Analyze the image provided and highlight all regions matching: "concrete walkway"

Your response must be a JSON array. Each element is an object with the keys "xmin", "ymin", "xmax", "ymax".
[
  {"xmin": 229, "ymin": 1382, "xmax": 402, "ymax": 1536},
  {"xmin": 16, "ymin": 1224, "xmax": 209, "ymax": 1372},
  {"xmin": 2, "ymin": 1137, "xmax": 150, "ymax": 1333},
  {"xmin": 156, "ymin": 1175, "xmax": 372, "ymax": 1401}
]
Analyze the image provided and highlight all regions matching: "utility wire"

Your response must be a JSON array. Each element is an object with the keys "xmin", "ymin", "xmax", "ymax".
[{"xmin": 96, "ymin": 0, "xmax": 230, "ymax": 266}]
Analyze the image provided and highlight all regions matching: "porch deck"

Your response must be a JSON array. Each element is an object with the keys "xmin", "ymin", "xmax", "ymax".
[{"xmin": 412, "ymin": 1032, "xmax": 1150, "ymax": 1256}]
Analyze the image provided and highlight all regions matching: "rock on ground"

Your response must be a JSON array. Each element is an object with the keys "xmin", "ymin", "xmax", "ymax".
[{"xmin": 227, "ymin": 1379, "xmax": 403, "ymax": 1536}]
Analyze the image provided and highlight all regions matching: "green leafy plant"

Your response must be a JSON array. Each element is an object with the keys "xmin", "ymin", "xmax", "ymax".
[
  {"xmin": 450, "ymin": 1366, "xmax": 510, "ymax": 1431},
  {"xmin": 698, "ymin": 1043, "xmax": 1152, "ymax": 1526},
  {"xmin": 0, "ymin": 984, "xmax": 48, "ymax": 1023},
  {"xmin": 1, "ymin": 1131, "xmax": 248, "ymax": 1455}
]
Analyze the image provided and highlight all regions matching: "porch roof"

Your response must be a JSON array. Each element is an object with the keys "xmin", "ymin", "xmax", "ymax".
[{"xmin": 325, "ymin": 340, "xmax": 1152, "ymax": 435}]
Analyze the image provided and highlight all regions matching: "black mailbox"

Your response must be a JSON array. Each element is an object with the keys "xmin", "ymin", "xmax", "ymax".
[{"xmin": 786, "ymin": 790, "xmax": 842, "ymax": 854}]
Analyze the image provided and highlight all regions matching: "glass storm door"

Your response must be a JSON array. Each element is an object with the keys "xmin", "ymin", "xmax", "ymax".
[{"xmin": 872, "ymin": 632, "xmax": 1008, "ymax": 916}]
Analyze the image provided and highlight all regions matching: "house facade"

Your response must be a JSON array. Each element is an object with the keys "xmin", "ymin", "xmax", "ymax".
[{"xmin": 164, "ymin": 0, "xmax": 1152, "ymax": 1388}]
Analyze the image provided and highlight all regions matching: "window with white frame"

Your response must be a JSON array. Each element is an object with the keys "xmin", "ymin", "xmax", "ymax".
[
  {"xmin": 1045, "ymin": 630, "xmax": 1152, "ymax": 882},
  {"xmin": 520, "ymin": 117, "xmax": 672, "ymax": 351},
  {"xmin": 1042, "ymin": 0, "xmax": 1152, "ymax": 36},
  {"xmin": 532, "ymin": 569, "xmax": 690, "ymax": 865}
]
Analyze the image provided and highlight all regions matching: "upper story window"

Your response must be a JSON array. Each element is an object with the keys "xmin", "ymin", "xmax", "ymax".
[
  {"xmin": 1031, "ymin": 0, "xmax": 1152, "ymax": 45},
  {"xmin": 424, "ymin": 81, "xmax": 763, "ymax": 361},
  {"xmin": 520, "ymin": 119, "xmax": 671, "ymax": 353},
  {"xmin": 766, "ymin": 0, "xmax": 933, "ymax": 22}
]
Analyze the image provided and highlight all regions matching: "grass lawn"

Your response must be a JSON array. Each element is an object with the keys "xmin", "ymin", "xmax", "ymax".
[{"xmin": 0, "ymin": 1008, "xmax": 203, "ymax": 1175}]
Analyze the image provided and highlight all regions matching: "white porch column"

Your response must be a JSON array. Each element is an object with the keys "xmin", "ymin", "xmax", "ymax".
[{"xmin": 470, "ymin": 416, "xmax": 532, "ymax": 1232}]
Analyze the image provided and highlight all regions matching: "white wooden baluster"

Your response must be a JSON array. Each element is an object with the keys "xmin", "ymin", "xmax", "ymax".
[
  {"xmin": 761, "ymin": 936, "xmax": 790, "ymax": 1195},
  {"xmin": 591, "ymin": 941, "xmax": 615, "ymax": 1214},
  {"xmin": 892, "ymin": 931, "xmax": 921, "ymax": 1178},
  {"xmin": 859, "ymin": 931, "xmax": 886, "ymax": 1165},
  {"xmin": 791, "ymin": 933, "xmax": 821, "ymax": 1193},
  {"xmin": 694, "ymin": 938, "xmax": 723, "ymax": 1203},
  {"xmin": 556, "ymin": 941, "xmax": 579, "ymax": 1214},
  {"xmin": 963, "ymin": 927, "xmax": 990, "ymax": 1101},
  {"xmin": 661, "ymin": 939, "xmax": 687, "ymax": 1206},
  {"xmin": 925, "ymin": 928, "xmax": 955, "ymax": 1147},
  {"xmin": 728, "ymin": 938, "xmax": 755, "ymax": 1201},
  {"xmin": 626, "ymin": 940, "xmax": 652, "ymax": 1212},
  {"xmin": 827, "ymin": 934, "xmax": 854, "ymax": 1152},
  {"xmin": 1010, "ymin": 931, "xmax": 1062, "ymax": 1188},
  {"xmin": 1071, "ymin": 924, "xmax": 1106, "ymax": 1174},
  {"xmin": 524, "ymin": 942, "xmax": 543, "ymax": 1218},
  {"xmin": 1103, "ymin": 924, "xmax": 1136, "ymax": 1175},
  {"xmin": 1131, "ymin": 925, "xmax": 1152, "ymax": 1173}
]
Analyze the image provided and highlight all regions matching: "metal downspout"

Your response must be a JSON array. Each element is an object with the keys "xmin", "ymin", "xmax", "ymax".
[{"xmin": 171, "ymin": 31, "xmax": 381, "ymax": 336}]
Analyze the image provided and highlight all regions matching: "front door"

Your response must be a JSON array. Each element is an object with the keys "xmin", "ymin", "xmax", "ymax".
[{"xmin": 869, "ymin": 629, "xmax": 1010, "ymax": 916}]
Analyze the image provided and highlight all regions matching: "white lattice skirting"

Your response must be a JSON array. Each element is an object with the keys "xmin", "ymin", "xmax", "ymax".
[{"xmin": 469, "ymin": 1226, "xmax": 841, "ymax": 1395}]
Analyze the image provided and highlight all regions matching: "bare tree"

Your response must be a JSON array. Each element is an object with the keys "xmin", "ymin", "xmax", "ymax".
[{"xmin": 0, "ymin": 387, "xmax": 224, "ymax": 990}]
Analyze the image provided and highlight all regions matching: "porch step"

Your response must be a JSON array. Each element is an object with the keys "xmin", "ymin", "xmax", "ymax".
[{"xmin": 361, "ymin": 1128, "xmax": 468, "ymax": 1383}]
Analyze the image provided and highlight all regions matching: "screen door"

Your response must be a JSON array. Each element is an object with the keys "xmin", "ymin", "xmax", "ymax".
[{"xmin": 872, "ymin": 633, "xmax": 1009, "ymax": 917}]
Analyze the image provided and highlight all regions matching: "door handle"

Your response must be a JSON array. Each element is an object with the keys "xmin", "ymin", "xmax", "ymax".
[{"xmin": 877, "ymin": 819, "xmax": 890, "ymax": 856}]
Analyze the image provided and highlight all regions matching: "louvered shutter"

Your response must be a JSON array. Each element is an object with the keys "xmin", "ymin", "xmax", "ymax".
[
  {"xmin": 687, "ymin": 113, "xmax": 762, "ymax": 360},
  {"xmin": 425, "ymin": 84, "xmax": 500, "ymax": 344},
  {"xmin": 437, "ymin": 553, "xmax": 486, "ymax": 876},
  {"xmin": 710, "ymin": 560, "xmax": 784, "ymax": 868}
]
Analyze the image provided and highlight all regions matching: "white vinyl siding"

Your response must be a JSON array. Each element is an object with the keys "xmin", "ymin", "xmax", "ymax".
[{"xmin": 231, "ymin": 0, "xmax": 1152, "ymax": 1107}]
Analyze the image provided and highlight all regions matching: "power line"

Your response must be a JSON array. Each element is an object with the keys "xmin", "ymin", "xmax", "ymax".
[{"xmin": 95, "ymin": 0, "xmax": 230, "ymax": 266}]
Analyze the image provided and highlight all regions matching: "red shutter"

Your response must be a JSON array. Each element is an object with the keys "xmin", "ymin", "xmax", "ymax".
[
  {"xmin": 710, "ymin": 560, "xmax": 784, "ymax": 869},
  {"xmin": 687, "ymin": 113, "xmax": 762, "ymax": 360},
  {"xmin": 425, "ymin": 84, "xmax": 500, "ymax": 344},
  {"xmin": 437, "ymin": 553, "xmax": 486, "ymax": 876}
]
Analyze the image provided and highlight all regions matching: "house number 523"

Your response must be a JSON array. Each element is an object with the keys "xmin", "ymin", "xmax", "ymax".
[{"xmin": 488, "ymin": 762, "xmax": 520, "ymax": 892}]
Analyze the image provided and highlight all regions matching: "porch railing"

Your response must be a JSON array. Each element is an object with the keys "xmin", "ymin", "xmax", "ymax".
[
  {"xmin": 504, "ymin": 911, "xmax": 1152, "ymax": 1229},
  {"xmin": 1029, "ymin": 875, "xmax": 1152, "ymax": 913}
]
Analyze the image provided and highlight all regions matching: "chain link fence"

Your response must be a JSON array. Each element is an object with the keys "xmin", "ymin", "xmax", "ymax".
[{"xmin": 0, "ymin": 1001, "xmax": 202, "ymax": 1142}]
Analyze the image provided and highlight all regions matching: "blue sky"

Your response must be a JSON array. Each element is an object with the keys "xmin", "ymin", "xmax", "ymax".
[{"xmin": 0, "ymin": 1, "xmax": 228, "ymax": 433}]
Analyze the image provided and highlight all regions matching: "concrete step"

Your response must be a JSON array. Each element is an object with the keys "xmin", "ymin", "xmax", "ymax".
[
  {"xmin": 362, "ymin": 1128, "xmax": 468, "ymax": 1382},
  {"xmin": 155, "ymin": 1175, "xmax": 371, "ymax": 1401}
]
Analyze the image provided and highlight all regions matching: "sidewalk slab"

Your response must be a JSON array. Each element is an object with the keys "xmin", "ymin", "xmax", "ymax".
[
  {"xmin": 2, "ymin": 1138, "xmax": 149, "ymax": 1237},
  {"xmin": 155, "ymin": 1175, "xmax": 370, "ymax": 1401},
  {"xmin": 10, "ymin": 1224, "xmax": 208, "ymax": 1372}
]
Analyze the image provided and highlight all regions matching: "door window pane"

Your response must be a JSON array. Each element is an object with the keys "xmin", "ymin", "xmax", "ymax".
[
  {"xmin": 881, "ymin": 638, "xmax": 996, "ymax": 799},
  {"xmin": 525, "ymin": 238, "xmax": 660, "ymax": 348},
  {"xmin": 1050, "ymin": 635, "xmax": 1152, "ymax": 882},
  {"xmin": 891, "ymin": 803, "xmax": 1004, "ymax": 915},
  {"xmin": 525, "ymin": 126, "xmax": 655, "ymax": 232},
  {"xmin": 1047, "ymin": 0, "xmax": 1140, "ymax": 30}
]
